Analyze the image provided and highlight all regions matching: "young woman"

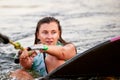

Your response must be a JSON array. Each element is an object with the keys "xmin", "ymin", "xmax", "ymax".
[{"xmin": 10, "ymin": 17, "xmax": 76, "ymax": 79}]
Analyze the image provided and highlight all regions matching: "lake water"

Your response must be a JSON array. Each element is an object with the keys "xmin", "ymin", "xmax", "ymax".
[{"xmin": 0, "ymin": 0, "xmax": 120, "ymax": 79}]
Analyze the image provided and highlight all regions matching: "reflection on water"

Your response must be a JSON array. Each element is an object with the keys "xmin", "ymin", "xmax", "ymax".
[{"xmin": 0, "ymin": 0, "xmax": 120, "ymax": 79}]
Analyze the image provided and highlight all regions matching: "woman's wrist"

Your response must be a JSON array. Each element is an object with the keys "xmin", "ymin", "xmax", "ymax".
[{"xmin": 28, "ymin": 44, "xmax": 48, "ymax": 51}]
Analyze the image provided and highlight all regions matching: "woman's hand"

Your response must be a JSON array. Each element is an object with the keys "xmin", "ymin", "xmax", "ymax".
[
  {"xmin": 20, "ymin": 49, "xmax": 29, "ymax": 59},
  {"xmin": 19, "ymin": 49, "xmax": 34, "ymax": 69}
]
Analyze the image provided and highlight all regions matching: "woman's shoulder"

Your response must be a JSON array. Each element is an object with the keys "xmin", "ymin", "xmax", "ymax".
[
  {"xmin": 65, "ymin": 43, "xmax": 75, "ymax": 47},
  {"xmin": 57, "ymin": 41, "xmax": 77, "ymax": 53},
  {"xmin": 64, "ymin": 43, "xmax": 77, "ymax": 53}
]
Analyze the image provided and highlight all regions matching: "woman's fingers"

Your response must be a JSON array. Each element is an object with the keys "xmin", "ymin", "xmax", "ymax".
[{"xmin": 20, "ymin": 49, "xmax": 29, "ymax": 59}]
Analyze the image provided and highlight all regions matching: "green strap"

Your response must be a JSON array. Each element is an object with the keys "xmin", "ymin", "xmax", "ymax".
[{"xmin": 43, "ymin": 45, "xmax": 48, "ymax": 51}]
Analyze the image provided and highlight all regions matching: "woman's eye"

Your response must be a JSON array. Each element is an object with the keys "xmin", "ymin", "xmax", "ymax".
[
  {"xmin": 42, "ymin": 31, "xmax": 48, "ymax": 34},
  {"xmin": 52, "ymin": 31, "xmax": 56, "ymax": 34}
]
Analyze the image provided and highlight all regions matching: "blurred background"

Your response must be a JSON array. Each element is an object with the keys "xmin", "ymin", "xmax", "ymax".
[{"xmin": 0, "ymin": 0, "xmax": 120, "ymax": 79}]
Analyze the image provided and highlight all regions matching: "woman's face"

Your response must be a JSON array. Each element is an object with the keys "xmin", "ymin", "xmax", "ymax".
[{"xmin": 37, "ymin": 22, "xmax": 60, "ymax": 45}]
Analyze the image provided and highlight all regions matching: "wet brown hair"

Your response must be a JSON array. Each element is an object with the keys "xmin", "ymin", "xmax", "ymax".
[{"xmin": 34, "ymin": 17, "xmax": 68, "ymax": 45}]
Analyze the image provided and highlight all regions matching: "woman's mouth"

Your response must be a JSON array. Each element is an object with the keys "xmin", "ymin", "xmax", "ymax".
[{"xmin": 46, "ymin": 41, "xmax": 53, "ymax": 45}]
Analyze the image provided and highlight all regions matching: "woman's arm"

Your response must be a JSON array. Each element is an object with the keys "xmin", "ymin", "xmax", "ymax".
[{"xmin": 45, "ymin": 43, "xmax": 76, "ymax": 60}]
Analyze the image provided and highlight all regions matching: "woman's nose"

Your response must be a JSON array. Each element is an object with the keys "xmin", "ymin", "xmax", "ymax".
[{"xmin": 47, "ymin": 33, "xmax": 53, "ymax": 38}]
